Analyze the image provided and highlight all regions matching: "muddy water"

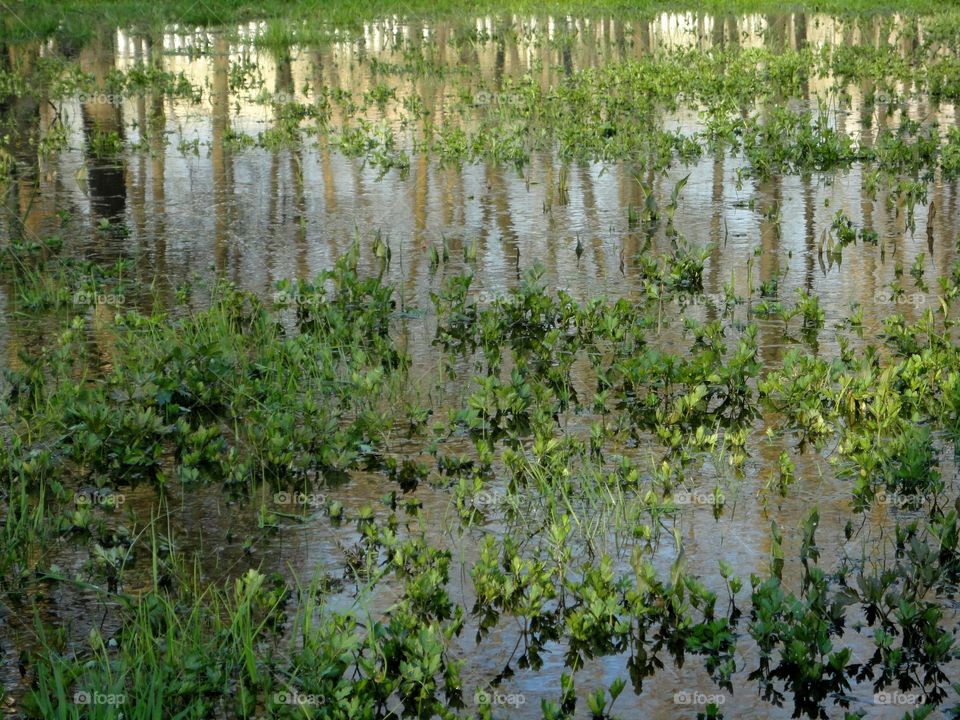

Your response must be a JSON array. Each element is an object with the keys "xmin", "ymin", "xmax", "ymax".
[{"xmin": 1, "ymin": 11, "xmax": 959, "ymax": 719}]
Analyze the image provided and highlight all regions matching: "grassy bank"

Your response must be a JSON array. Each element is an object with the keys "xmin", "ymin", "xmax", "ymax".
[{"xmin": 3, "ymin": 0, "xmax": 960, "ymax": 43}]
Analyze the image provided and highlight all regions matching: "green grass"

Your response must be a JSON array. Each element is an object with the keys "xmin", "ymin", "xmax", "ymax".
[{"xmin": 4, "ymin": 0, "xmax": 960, "ymax": 43}]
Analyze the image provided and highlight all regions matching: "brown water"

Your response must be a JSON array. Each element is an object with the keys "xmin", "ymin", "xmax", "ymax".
[{"xmin": 1, "ymin": 11, "xmax": 958, "ymax": 719}]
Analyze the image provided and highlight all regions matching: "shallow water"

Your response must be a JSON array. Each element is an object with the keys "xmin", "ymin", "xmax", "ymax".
[{"xmin": 1, "ymin": 10, "xmax": 959, "ymax": 719}]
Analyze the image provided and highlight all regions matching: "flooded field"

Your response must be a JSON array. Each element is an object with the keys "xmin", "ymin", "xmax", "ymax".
[{"xmin": 2, "ymin": 5, "xmax": 960, "ymax": 719}]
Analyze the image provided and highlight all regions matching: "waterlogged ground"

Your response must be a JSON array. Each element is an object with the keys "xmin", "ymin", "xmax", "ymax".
[{"xmin": 2, "ymin": 7, "xmax": 960, "ymax": 720}]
